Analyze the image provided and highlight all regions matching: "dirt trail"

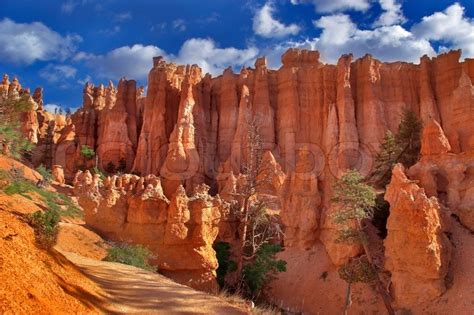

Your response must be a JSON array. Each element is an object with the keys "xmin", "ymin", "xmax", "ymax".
[{"xmin": 61, "ymin": 250, "xmax": 247, "ymax": 314}]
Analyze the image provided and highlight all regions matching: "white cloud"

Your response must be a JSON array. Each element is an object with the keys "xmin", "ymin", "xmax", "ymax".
[
  {"xmin": 412, "ymin": 3, "xmax": 474, "ymax": 57},
  {"xmin": 39, "ymin": 64, "xmax": 77, "ymax": 83},
  {"xmin": 291, "ymin": 0, "xmax": 370, "ymax": 13},
  {"xmin": 44, "ymin": 104, "xmax": 62, "ymax": 113},
  {"xmin": 313, "ymin": 14, "xmax": 355, "ymax": 45},
  {"xmin": 0, "ymin": 18, "xmax": 81, "ymax": 65},
  {"xmin": 172, "ymin": 19, "xmax": 186, "ymax": 32},
  {"xmin": 79, "ymin": 44, "xmax": 166, "ymax": 80},
  {"xmin": 374, "ymin": 0, "xmax": 406, "ymax": 26},
  {"xmin": 175, "ymin": 38, "xmax": 258, "ymax": 75},
  {"xmin": 80, "ymin": 38, "xmax": 258, "ymax": 80},
  {"xmin": 281, "ymin": 2, "xmax": 474, "ymax": 66},
  {"xmin": 306, "ymin": 13, "xmax": 434, "ymax": 63},
  {"xmin": 253, "ymin": 2, "xmax": 300, "ymax": 38},
  {"xmin": 77, "ymin": 74, "xmax": 92, "ymax": 85}
]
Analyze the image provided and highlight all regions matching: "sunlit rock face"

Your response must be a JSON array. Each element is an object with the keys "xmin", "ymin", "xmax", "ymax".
[
  {"xmin": 29, "ymin": 49, "xmax": 473, "ymax": 190},
  {"xmin": 385, "ymin": 164, "xmax": 452, "ymax": 307},
  {"xmin": 408, "ymin": 119, "xmax": 474, "ymax": 231},
  {"xmin": 73, "ymin": 170, "xmax": 222, "ymax": 293},
  {"xmin": 19, "ymin": 48, "xmax": 474, "ymax": 307}
]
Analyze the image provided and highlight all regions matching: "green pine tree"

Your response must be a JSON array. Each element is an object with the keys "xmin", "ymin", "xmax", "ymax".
[
  {"xmin": 370, "ymin": 108, "xmax": 422, "ymax": 187},
  {"xmin": 0, "ymin": 95, "xmax": 35, "ymax": 159},
  {"xmin": 331, "ymin": 170, "xmax": 394, "ymax": 315},
  {"xmin": 395, "ymin": 108, "xmax": 422, "ymax": 167}
]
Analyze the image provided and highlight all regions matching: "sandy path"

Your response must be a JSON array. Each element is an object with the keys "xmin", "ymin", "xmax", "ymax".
[{"xmin": 61, "ymin": 251, "xmax": 247, "ymax": 314}]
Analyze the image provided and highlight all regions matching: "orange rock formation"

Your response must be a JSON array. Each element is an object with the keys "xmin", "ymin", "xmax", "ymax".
[
  {"xmin": 9, "ymin": 48, "xmax": 474, "ymax": 309},
  {"xmin": 73, "ymin": 170, "xmax": 222, "ymax": 293},
  {"xmin": 385, "ymin": 164, "xmax": 452, "ymax": 307}
]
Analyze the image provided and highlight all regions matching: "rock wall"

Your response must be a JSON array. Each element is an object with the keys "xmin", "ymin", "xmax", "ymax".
[
  {"xmin": 23, "ymin": 46, "xmax": 474, "ymax": 260},
  {"xmin": 73, "ymin": 170, "xmax": 222, "ymax": 293},
  {"xmin": 17, "ymin": 48, "xmax": 474, "ymax": 308},
  {"xmin": 31, "ymin": 49, "xmax": 473, "ymax": 186},
  {"xmin": 408, "ymin": 119, "xmax": 474, "ymax": 231},
  {"xmin": 385, "ymin": 164, "xmax": 452, "ymax": 307}
]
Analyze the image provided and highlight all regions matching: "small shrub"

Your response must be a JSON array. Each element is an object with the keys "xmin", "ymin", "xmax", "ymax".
[
  {"xmin": 28, "ymin": 208, "xmax": 60, "ymax": 248},
  {"xmin": 104, "ymin": 243, "xmax": 156, "ymax": 271},
  {"xmin": 214, "ymin": 242, "xmax": 237, "ymax": 287},
  {"xmin": 92, "ymin": 166, "xmax": 106, "ymax": 180},
  {"xmin": 242, "ymin": 244, "xmax": 286, "ymax": 297},
  {"xmin": 0, "ymin": 169, "xmax": 11, "ymax": 189},
  {"xmin": 80, "ymin": 145, "xmax": 95, "ymax": 160},
  {"xmin": 9, "ymin": 164, "xmax": 25, "ymax": 181},
  {"xmin": 3, "ymin": 179, "xmax": 35, "ymax": 198},
  {"xmin": 338, "ymin": 256, "xmax": 376, "ymax": 284},
  {"xmin": 36, "ymin": 164, "xmax": 52, "ymax": 185},
  {"xmin": 3, "ymin": 176, "xmax": 82, "ymax": 219},
  {"xmin": 56, "ymin": 193, "xmax": 82, "ymax": 218}
]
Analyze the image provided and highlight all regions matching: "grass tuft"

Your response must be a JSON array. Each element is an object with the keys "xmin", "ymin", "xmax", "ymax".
[{"xmin": 104, "ymin": 243, "xmax": 156, "ymax": 271}]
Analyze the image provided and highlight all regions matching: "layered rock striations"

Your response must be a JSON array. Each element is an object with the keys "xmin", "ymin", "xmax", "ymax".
[{"xmin": 26, "ymin": 49, "xmax": 474, "ymax": 187}]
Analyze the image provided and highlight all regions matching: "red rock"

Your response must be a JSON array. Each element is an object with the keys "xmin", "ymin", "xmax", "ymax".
[
  {"xmin": 51, "ymin": 165, "xmax": 65, "ymax": 184},
  {"xmin": 16, "ymin": 48, "xmax": 474, "ymax": 309},
  {"xmin": 73, "ymin": 172, "xmax": 221, "ymax": 293},
  {"xmin": 421, "ymin": 119, "xmax": 451, "ymax": 156},
  {"xmin": 280, "ymin": 148, "xmax": 320, "ymax": 249},
  {"xmin": 385, "ymin": 164, "xmax": 452, "ymax": 307}
]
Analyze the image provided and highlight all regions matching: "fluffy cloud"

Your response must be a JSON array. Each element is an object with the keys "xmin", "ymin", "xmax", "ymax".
[
  {"xmin": 44, "ymin": 104, "xmax": 62, "ymax": 113},
  {"xmin": 373, "ymin": 0, "xmax": 406, "ymax": 26},
  {"xmin": 283, "ymin": 2, "xmax": 473, "ymax": 65},
  {"xmin": 412, "ymin": 3, "xmax": 474, "ymax": 56},
  {"xmin": 77, "ymin": 44, "xmax": 166, "ymax": 80},
  {"xmin": 80, "ymin": 38, "xmax": 258, "ymax": 80},
  {"xmin": 39, "ymin": 64, "xmax": 77, "ymax": 83},
  {"xmin": 253, "ymin": 2, "xmax": 300, "ymax": 38},
  {"xmin": 175, "ymin": 38, "xmax": 258, "ymax": 75},
  {"xmin": 0, "ymin": 18, "xmax": 81, "ymax": 65},
  {"xmin": 290, "ymin": 0, "xmax": 370, "ymax": 13},
  {"xmin": 77, "ymin": 74, "xmax": 93, "ymax": 85},
  {"xmin": 308, "ymin": 13, "xmax": 434, "ymax": 63}
]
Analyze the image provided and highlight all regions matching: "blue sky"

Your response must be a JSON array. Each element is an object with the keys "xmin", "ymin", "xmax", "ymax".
[{"xmin": 1, "ymin": 0, "xmax": 473, "ymax": 111}]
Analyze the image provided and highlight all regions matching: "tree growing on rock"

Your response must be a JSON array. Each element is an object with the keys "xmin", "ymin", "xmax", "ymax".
[
  {"xmin": 80, "ymin": 144, "xmax": 99, "ymax": 169},
  {"xmin": 331, "ymin": 170, "xmax": 394, "ymax": 315},
  {"xmin": 80, "ymin": 145, "xmax": 95, "ymax": 160},
  {"xmin": 0, "ymin": 96, "xmax": 35, "ymax": 159},
  {"xmin": 370, "ymin": 108, "xmax": 422, "ymax": 187},
  {"xmin": 230, "ymin": 119, "xmax": 286, "ymax": 298}
]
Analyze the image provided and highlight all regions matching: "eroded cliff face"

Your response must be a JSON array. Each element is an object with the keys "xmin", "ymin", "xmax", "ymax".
[
  {"xmin": 17, "ymin": 48, "xmax": 474, "ymax": 311},
  {"xmin": 73, "ymin": 170, "xmax": 222, "ymax": 293},
  {"xmin": 385, "ymin": 164, "xmax": 452, "ymax": 307},
  {"xmin": 28, "ymin": 49, "xmax": 474, "ymax": 188}
]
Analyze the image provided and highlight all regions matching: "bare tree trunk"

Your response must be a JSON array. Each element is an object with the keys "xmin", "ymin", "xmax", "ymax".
[
  {"xmin": 357, "ymin": 221, "xmax": 395, "ymax": 315},
  {"xmin": 236, "ymin": 196, "xmax": 250, "ymax": 277},
  {"xmin": 344, "ymin": 282, "xmax": 352, "ymax": 315}
]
